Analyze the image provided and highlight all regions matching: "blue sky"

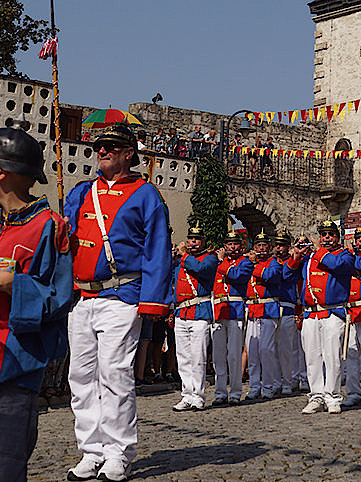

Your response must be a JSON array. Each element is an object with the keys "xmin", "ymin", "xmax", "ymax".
[{"xmin": 18, "ymin": 0, "xmax": 316, "ymax": 115}]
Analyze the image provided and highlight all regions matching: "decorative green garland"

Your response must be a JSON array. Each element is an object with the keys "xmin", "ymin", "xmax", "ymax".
[{"xmin": 188, "ymin": 155, "xmax": 229, "ymax": 248}]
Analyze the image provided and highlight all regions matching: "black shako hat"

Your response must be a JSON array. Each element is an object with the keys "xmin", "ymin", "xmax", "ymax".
[
  {"xmin": 224, "ymin": 228, "xmax": 243, "ymax": 243},
  {"xmin": 274, "ymin": 231, "xmax": 292, "ymax": 245},
  {"xmin": 93, "ymin": 124, "xmax": 140, "ymax": 167},
  {"xmin": 187, "ymin": 221, "xmax": 205, "ymax": 239},
  {"xmin": 0, "ymin": 127, "xmax": 47, "ymax": 184},
  {"xmin": 317, "ymin": 218, "xmax": 339, "ymax": 235},
  {"xmin": 253, "ymin": 228, "xmax": 271, "ymax": 244}
]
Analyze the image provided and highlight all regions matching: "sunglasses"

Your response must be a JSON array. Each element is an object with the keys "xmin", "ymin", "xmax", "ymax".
[
  {"xmin": 320, "ymin": 231, "xmax": 336, "ymax": 236},
  {"xmin": 94, "ymin": 141, "xmax": 130, "ymax": 153}
]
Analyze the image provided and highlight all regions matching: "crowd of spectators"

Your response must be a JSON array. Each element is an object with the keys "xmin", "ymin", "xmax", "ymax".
[{"xmin": 136, "ymin": 126, "xmax": 276, "ymax": 179}]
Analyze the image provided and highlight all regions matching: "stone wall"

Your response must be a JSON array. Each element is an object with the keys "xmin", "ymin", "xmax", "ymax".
[
  {"xmin": 129, "ymin": 102, "xmax": 327, "ymax": 151},
  {"xmin": 310, "ymin": 3, "xmax": 361, "ymax": 216}
]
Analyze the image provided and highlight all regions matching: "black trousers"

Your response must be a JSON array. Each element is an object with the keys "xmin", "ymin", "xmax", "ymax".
[{"xmin": 0, "ymin": 382, "xmax": 38, "ymax": 482}]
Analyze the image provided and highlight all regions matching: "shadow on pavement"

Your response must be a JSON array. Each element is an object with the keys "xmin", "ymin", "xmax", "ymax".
[{"xmin": 132, "ymin": 441, "xmax": 269, "ymax": 478}]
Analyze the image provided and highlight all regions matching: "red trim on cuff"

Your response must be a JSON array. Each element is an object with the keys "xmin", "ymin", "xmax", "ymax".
[
  {"xmin": 180, "ymin": 253, "xmax": 189, "ymax": 268},
  {"xmin": 287, "ymin": 257, "xmax": 301, "ymax": 270},
  {"xmin": 138, "ymin": 302, "xmax": 169, "ymax": 316}
]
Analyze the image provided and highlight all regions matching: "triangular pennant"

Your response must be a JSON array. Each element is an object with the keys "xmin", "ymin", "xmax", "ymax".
[
  {"xmin": 348, "ymin": 101, "xmax": 353, "ymax": 114},
  {"xmin": 342, "ymin": 151, "xmax": 348, "ymax": 159},
  {"xmin": 333, "ymin": 104, "xmax": 339, "ymax": 118},
  {"xmin": 339, "ymin": 109, "xmax": 346, "ymax": 122},
  {"xmin": 320, "ymin": 106, "xmax": 326, "ymax": 120},
  {"xmin": 291, "ymin": 110, "xmax": 299, "ymax": 123},
  {"xmin": 338, "ymin": 103, "xmax": 346, "ymax": 114},
  {"xmin": 278, "ymin": 150, "xmax": 284, "ymax": 158},
  {"xmin": 288, "ymin": 111, "xmax": 293, "ymax": 123},
  {"xmin": 326, "ymin": 151, "xmax": 332, "ymax": 159},
  {"xmin": 349, "ymin": 150, "xmax": 354, "ymax": 158},
  {"xmin": 301, "ymin": 109, "xmax": 308, "ymax": 122},
  {"xmin": 308, "ymin": 109, "xmax": 313, "ymax": 121},
  {"xmin": 259, "ymin": 148, "xmax": 265, "ymax": 156},
  {"xmin": 357, "ymin": 150, "xmax": 361, "ymax": 159},
  {"xmin": 296, "ymin": 150, "xmax": 302, "ymax": 158},
  {"xmin": 335, "ymin": 151, "xmax": 342, "ymax": 159},
  {"xmin": 247, "ymin": 112, "xmax": 254, "ymax": 121},
  {"xmin": 254, "ymin": 112, "xmax": 260, "ymax": 125},
  {"xmin": 309, "ymin": 151, "xmax": 315, "ymax": 159},
  {"xmin": 278, "ymin": 112, "xmax": 282, "ymax": 123},
  {"xmin": 303, "ymin": 150, "xmax": 308, "ymax": 159},
  {"xmin": 259, "ymin": 113, "xmax": 265, "ymax": 124},
  {"xmin": 326, "ymin": 105, "xmax": 333, "ymax": 122},
  {"xmin": 313, "ymin": 107, "xmax": 319, "ymax": 120},
  {"xmin": 266, "ymin": 112, "xmax": 275, "ymax": 124},
  {"xmin": 315, "ymin": 150, "xmax": 321, "ymax": 159},
  {"xmin": 272, "ymin": 149, "xmax": 278, "ymax": 157},
  {"xmin": 354, "ymin": 99, "xmax": 360, "ymax": 113}
]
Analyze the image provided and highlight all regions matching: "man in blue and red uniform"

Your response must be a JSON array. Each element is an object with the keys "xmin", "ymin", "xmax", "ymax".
[
  {"xmin": 173, "ymin": 223, "xmax": 218, "ymax": 411},
  {"xmin": 273, "ymin": 231, "xmax": 297, "ymax": 396},
  {"xmin": 0, "ymin": 125, "xmax": 73, "ymax": 480},
  {"xmin": 245, "ymin": 229, "xmax": 282, "ymax": 400},
  {"xmin": 211, "ymin": 230, "xmax": 255, "ymax": 406},
  {"xmin": 65, "ymin": 125, "xmax": 172, "ymax": 481},
  {"xmin": 343, "ymin": 227, "xmax": 361, "ymax": 407},
  {"xmin": 284, "ymin": 219, "xmax": 354, "ymax": 414}
]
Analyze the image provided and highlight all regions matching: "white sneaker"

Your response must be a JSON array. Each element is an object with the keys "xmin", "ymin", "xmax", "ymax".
[
  {"xmin": 302, "ymin": 400, "xmax": 324, "ymax": 414},
  {"xmin": 191, "ymin": 399, "xmax": 205, "ymax": 411},
  {"xmin": 328, "ymin": 404, "xmax": 341, "ymax": 414},
  {"xmin": 97, "ymin": 459, "xmax": 131, "ymax": 481},
  {"xmin": 342, "ymin": 394, "xmax": 361, "ymax": 407},
  {"xmin": 281, "ymin": 386, "xmax": 292, "ymax": 396},
  {"xmin": 172, "ymin": 399, "xmax": 193, "ymax": 411},
  {"xmin": 67, "ymin": 456, "xmax": 101, "ymax": 481}
]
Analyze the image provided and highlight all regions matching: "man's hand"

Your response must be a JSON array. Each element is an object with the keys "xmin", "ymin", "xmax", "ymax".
[
  {"xmin": 0, "ymin": 271, "xmax": 14, "ymax": 295},
  {"xmin": 293, "ymin": 245, "xmax": 310, "ymax": 261},
  {"xmin": 177, "ymin": 241, "xmax": 187, "ymax": 255},
  {"xmin": 310, "ymin": 236, "xmax": 321, "ymax": 251},
  {"xmin": 246, "ymin": 250, "xmax": 257, "ymax": 263},
  {"xmin": 216, "ymin": 247, "xmax": 225, "ymax": 261}
]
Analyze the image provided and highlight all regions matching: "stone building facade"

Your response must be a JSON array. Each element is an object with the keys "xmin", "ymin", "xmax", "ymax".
[{"xmin": 308, "ymin": 0, "xmax": 361, "ymax": 219}]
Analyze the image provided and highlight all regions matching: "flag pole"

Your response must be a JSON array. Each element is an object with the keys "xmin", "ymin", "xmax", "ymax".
[{"xmin": 50, "ymin": 0, "xmax": 64, "ymax": 216}]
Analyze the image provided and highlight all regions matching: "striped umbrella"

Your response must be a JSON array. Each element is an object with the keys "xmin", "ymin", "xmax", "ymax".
[{"xmin": 82, "ymin": 109, "xmax": 143, "ymax": 128}]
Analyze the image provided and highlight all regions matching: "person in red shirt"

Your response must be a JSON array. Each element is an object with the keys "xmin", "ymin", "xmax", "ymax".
[
  {"xmin": 284, "ymin": 219, "xmax": 354, "ymax": 414},
  {"xmin": 211, "ymin": 230, "xmax": 255, "ymax": 406},
  {"xmin": 245, "ymin": 229, "xmax": 282, "ymax": 400}
]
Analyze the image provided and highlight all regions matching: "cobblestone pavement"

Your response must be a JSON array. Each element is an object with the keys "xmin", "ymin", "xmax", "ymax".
[{"xmin": 29, "ymin": 384, "xmax": 361, "ymax": 481}]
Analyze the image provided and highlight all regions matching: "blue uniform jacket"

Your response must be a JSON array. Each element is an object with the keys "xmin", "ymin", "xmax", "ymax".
[
  {"xmin": 174, "ymin": 251, "xmax": 218, "ymax": 320},
  {"xmin": 284, "ymin": 247, "xmax": 354, "ymax": 320},
  {"xmin": 279, "ymin": 256, "xmax": 298, "ymax": 316},
  {"xmin": 65, "ymin": 173, "xmax": 172, "ymax": 316},
  {"xmin": 0, "ymin": 196, "xmax": 73, "ymax": 392},
  {"xmin": 217, "ymin": 257, "xmax": 255, "ymax": 320}
]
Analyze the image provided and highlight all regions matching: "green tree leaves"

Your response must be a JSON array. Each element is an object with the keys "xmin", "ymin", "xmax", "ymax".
[
  {"xmin": 0, "ymin": 0, "xmax": 51, "ymax": 77},
  {"xmin": 188, "ymin": 155, "xmax": 229, "ymax": 248}
]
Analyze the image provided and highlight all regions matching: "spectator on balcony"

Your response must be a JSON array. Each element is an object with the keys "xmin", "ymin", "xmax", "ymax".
[
  {"xmin": 153, "ymin": 128, "xmax": 166, "ymax": 153},
  {"xmin": 261, "ymin": 136, "xmax": 275, "ymax": 179},
  {"xmin": 166, "ymin": 128, "xmax": 179, "ymax": 156},
  {"xmin": 229, "ymin": 134, "xmax": 243, "ymax": 175},
  {"xmin": 188, "ymin": 125, "xmax": 203, "ymax": 159},
  {"xmin": 137, "ymin": 130, "xmax": 147, "ymax": 151},
  {"xmin": 201, "ymin": 128, "xmax": 218, "ymax": 156},
  {"xmin": 248, "ymin": 136, "xmax": 262, "ymax": 179}
]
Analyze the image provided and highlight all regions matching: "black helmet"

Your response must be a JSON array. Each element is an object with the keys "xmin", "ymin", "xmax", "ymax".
[
  {"xmin": 317, "ymin": 218, "xmax": 339, "ymax": 236},
  {"xmin": 0, "ymin": 127, "xmax": 47, "ymax": 184},
  {"xmin": 274, "ymin": 230, "xmax": 292, "ymax": 246},
  {"xmin": 187, "ymin": 221, "xmax": 205, "ymax": 239},
  {"xmin": 93, "ymin": 124, "xmax": 140, "ymax": 167}
]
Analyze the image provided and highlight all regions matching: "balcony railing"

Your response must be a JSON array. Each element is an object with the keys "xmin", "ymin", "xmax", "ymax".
[{"xmin": 228, "ymin": 152, "xmax": 354, "ymax": 193}]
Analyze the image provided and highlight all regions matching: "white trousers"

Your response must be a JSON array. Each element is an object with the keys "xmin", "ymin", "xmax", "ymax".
[
  {"xmin": 291, "ymin": 328, "xmax": 307, "ymax": 385},
  {"xmin": 211, "ymin": 319, "xmax": 243, "ymax": 400},
  {"xmin": 301, "ymin": 314, "xmax": 344, "ymax": 406},
  {"xmin": 245, "ymin": 318, "xmax": 278, "ymax": 392},
  {"xmin": 68, "ymin": 296, "xmax": 142, "ymax": 464},
  {"xmin": 274, "ymin": 315, "xmax": 295, "ymax": 390},
  {"xmin": 175, "ymin": 317, "xmax": 209, "ymax": 404},
  {"xmin": 346, "ymin": 323, "xmax": 361, "ymax": 397}
]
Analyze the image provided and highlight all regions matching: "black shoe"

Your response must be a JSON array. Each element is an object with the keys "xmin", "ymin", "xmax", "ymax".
[
  {"xmin": 212, "ymin": 398, "xmax": 228, "ymax": 407},
  {"xmin": 229, "ymin": 398, "xmax": 241, "ymax": 406}
]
